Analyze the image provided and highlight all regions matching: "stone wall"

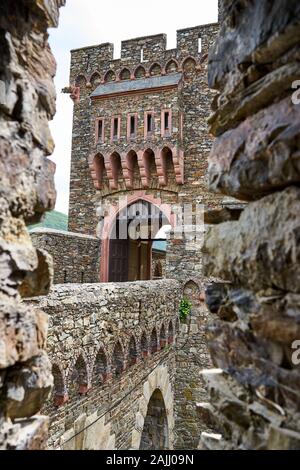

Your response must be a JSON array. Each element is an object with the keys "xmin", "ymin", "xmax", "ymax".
[
  {"xmin": 201, "ymin": 0, "xmax": 300, "ymax": 450},
  {"xmin": 165, "ymin": 230, "xmax": 213, "ymax": 449},
  {"xmin": 28, "ymin": 280, "xmax": 180, "ymax": 449},
  {"xmin": 0, "ymin": 0, "xmax": 65, "ymax": 449},
  {"xmin": 173, "ymin": 280, "xmax": 213, "ymax": 449},
  {"xmin": 31, "ymin": 229, "xmax": 100, "ymax": 283}
]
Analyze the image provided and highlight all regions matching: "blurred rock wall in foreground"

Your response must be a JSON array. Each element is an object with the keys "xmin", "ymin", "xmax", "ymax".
[
  {"xmin": 0, "ymin": 0, "xmax": 65, "ymax": 449},
  {"xmin": 201, "ymin": 0, "xmax": 300, "ymax": 450}
]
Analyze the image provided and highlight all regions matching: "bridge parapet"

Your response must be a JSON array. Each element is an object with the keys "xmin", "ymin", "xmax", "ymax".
[{"xmin": 28, "ymin": 280, "xmax": 180, "ymax": 449}]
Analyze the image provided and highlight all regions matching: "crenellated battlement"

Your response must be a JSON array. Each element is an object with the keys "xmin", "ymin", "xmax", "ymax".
[
  {"xmin": 121, "ymin": 33, "xmax": 167, "ymax": 62},
  {"xmin": 69, "ymin": 22, "xmax": 218, "ymax": 86}
]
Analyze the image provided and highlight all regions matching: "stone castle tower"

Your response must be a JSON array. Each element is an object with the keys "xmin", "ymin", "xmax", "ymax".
[{"xmin": 64, "ymin": 22, "xmax": 223, "ymax": 285}]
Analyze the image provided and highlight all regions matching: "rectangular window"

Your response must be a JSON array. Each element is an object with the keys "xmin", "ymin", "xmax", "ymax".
[
  {"xmin": 111, "ymin": 116, "xmax": 121, "ymax": 142},
  {"xmin": 127, "ymin": 114, "xmax": 137, "ymax": 140},
  {"xmin": 144, "ymin": 112, "xmax": 155, "ymax": 138},
  {"xmin": 130, "ymin": 116, "xmax": 136, "ymax": 138},
  {"xmin": 113, "ymin": 118, "xmax": 118, "ymax": 139},
  {"xmin": 95, "ymin": 118, "xmax": 104, "ymax": 143},
  {"xmin": 147, "ymin": 114, "xmax": 153, "ymax": 133},
  {"xmin": 164, "ymin": 112, "xmax": 170, "ymax": 131},
  {"xmin": 98, "ymin": 120, "xmax": 103, "ymax": 139},
  {"xmin": 130, "ymin": 116, "xmax": 135, "ymax": 136},
  {"xmin": 161, "ymin": 109, "xmax": 172, "ymax": 137}
]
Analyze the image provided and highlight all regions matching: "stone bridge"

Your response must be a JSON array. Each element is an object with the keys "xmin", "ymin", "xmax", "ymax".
[{"xmin": 29, "ymin": 280, "xmax": 180, "ymax": 450}]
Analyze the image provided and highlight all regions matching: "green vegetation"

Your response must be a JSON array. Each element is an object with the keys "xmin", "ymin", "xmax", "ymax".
[
  {"xmin": 179, "ymin": 297, "xmax": 192, "ymax": 323},
  {"xmin": 28, "ymin": 210, "xmax": 68, "ymax": 232}
]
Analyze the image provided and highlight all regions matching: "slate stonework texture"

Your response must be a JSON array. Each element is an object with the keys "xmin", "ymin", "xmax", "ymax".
[
  {"xmin": 31, "ymin": 229, "xmax": 100, "ymax": 284},
  {"xmin": 29, "ymin": 281, "xmax": 180, "ymax": 450},
  {"xmin": 0, "ymin": 0, "xmax": 65, "ymax": 449},
  {"xmin": 200, "ymin": 0, "xmax": 300, "ymax": 450}
]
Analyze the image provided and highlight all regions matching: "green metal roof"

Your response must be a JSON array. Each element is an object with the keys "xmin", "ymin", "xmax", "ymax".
[{"xmin": 152, "ymin": 240, "xmax": 167, "ymax": 252}]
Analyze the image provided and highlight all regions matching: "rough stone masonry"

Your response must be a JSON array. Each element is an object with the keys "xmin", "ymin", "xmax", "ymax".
[
  {"xmin": 200, "ymin": 0, "xmax": 300, "ymax": 450},
  {"xmin": 0, "ymin": 0, "xmax": 65, "ymax": 450},
  {"xmin": 29, "ymin": 280, "xmax": 180, "ymax": 450}
]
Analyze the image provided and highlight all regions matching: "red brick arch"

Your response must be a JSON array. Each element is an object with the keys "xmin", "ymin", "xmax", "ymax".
[
  {"xmin": 67, "ymin": 351, "xmax": 90, "ymax": 396},
  {"xmin": 181, "ymin": 56, "xmax": 198, "ymax": 72},
  {"xmin": 134, "ymin": 64, "xmax": 146, "ymax": 79},
  {"xmin": 99, "ymin": 192, "xmax": 176, "ymax": 282},
  {"xmin": 128, "ymin": 335, "xmax": 138, "ymax": 366},
  {"xmin": 75, "ymin": 73, "xmax": 88, "ymax": 86},
  {"xmin": 149, "ymin": 62, "xmax": 163, "ymax": 76},
  {"xmin": 150, "ymin": 326, "xmax": 159, "ymax": 353},
  {"xmin": 104, "ymin": 69, "xmax": 116, "ymax": 82},
  {"xmin": 112, "ymin": 341, "xmax": 125, "ymax": 376},
  {"xmin": 89, "ymin": 71, "xmax": 102, "ymax": 86},
  {"xmin": 165, "ymin": 59, "xmax": 180, "ymax": 74},
  {"xmin": 92, "ymin": 345, "xmax": 109, "ymax": 384},
  {"xmin": 119, "ymin": 67, "xmax": 131, "ymax": 81},
  {"xmin": 159, "ymin": 323, "xmax": 167, "ymax": 349},
  {"xmin": 52, "ymin": 363, "xmax": 68, "ymax": 407},
  {"xmin": 140, "ymin": 331, "xmax": 149, "ymax": 358},
  {"xmin": 89, "ymin": 153, "xmax": 106, "ymax": 189},
  {"xmin": 168, "ymin": 319, "xmax": 174, "ymax": 344}
]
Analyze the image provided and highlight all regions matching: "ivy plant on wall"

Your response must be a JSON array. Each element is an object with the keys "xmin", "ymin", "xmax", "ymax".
[{"xmin": 179, "ymin": 297, "xmax": 192, "ymax": 323}]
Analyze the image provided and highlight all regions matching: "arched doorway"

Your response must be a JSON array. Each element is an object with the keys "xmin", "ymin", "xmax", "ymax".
[
  {"xmin": 140, "ymin": 389, "xmax": 169, "ymax": 450},
  {"xmin": 108, "ymin": 200, "xmax": 170, "ymax": 282}
]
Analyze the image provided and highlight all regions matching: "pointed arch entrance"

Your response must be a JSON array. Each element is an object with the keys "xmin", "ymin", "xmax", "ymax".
[
  {"xmin": 100, "ymin": 194, "xmax": 175, "ymax": 282},
  {"xmin": 140, "ymin": 388, "xmax": 169, "ymax": 450}
]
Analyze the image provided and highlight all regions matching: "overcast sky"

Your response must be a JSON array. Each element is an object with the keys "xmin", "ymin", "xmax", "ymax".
[{"xmin": 48, "ymin": 0, "xmax": 218, "ymax": 214}]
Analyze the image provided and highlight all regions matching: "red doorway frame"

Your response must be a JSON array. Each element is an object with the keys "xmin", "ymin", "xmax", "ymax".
[{"xmin": 99, "ymin": 192, "xmax": 176, "ymax": 282}]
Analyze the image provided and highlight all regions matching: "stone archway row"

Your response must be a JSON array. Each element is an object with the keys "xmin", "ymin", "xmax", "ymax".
[
  {"xmin": 75, "ymin": 56, "xmax": 200, "ymax": 88},
  {"xmin": 51, "ymin": 318, "xmax": 179, "ymax": 407},
  {"xmin": 89, "ymin": 146, "xmax": 184, "ymax": 190}
]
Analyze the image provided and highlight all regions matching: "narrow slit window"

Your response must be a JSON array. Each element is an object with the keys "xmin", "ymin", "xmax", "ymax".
[
  {"xmin": 180, "ymin": 113, "xmax": 183, "ymax": 139},
  {"xmin": 147, "ymin": 113, "xmax": 154, "ymax": 134},
  {"xmin": 198, "ymin": 37, "xmax": 202, "ymax": 53},
  {"xmin": 97, "ymin": 119, "xmax": 103, "ymax": 142},
  {"xmin": 113, "ymin": 118, "xmax": 119, "ymax": 140},
  {"xmin": 161, "ymin": 109, "xmax": 172, "ymax": 137},
  {"xmin": 141, "ymin": 48, "xmax": 144, "ymax": 63},
  {"xmin": 164, "ymin": 112, "xmax": 170, "ymax": 131},
  {"xmin": 130, "ymin": 115, "xmax": 136, "ymax": 137}
]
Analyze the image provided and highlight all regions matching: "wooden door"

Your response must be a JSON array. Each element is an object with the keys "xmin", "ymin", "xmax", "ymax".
[{"xmin": 108, "ymin": 238, "xmax": 129, "ymax": 282}]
